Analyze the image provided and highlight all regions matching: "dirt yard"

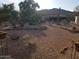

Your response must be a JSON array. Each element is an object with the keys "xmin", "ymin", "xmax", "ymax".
[{"xmin": 0, "ymin": 25, "xmax": 79, "ymax": 59}]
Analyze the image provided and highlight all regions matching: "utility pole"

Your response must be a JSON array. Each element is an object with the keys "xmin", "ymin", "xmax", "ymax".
[{"xmin": 57, "ymin": 8, "xmax": 61, "ymax": 24}]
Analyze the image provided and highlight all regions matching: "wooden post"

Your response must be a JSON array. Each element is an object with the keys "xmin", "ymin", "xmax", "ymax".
[
  {"xmin": 73, "ymin": 42, "xmax": 79, "ymax": 59},
  {"xmin": 71, "ymin": 43, "xmax": 74, "ymax": 59},
  {"xmin": 73, "ymin": 45, "xmax": 76, "ymax": 59},
  {"xmin": 0, "ymin": 31, "xmax": 7, "ymax": 59}
]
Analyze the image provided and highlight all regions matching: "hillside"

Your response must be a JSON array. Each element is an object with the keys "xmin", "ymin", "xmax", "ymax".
[{"xmin": 38, "ymin": 8, "xmax": 73, "ymax": 17}]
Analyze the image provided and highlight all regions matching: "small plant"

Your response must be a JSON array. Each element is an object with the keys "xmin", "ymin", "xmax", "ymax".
[
  {"xmin": 40, "ymin": 26, "xmax": 47, "ymax": 30},
  {"xmin": 9, "ymin": 32, "xmax": 19, "ymax": 40},
  {"xmin": 72, "ymin": 27, "xmax": 76, "ymax": 31},
  {"xmin": 60, "ymin": 47, "xmax": 68, "ymax": 55}
]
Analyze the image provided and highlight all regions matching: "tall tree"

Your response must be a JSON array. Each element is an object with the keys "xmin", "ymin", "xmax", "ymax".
[{"xmin": 19, "ymin": 0, "xmax": 40, "ymax": 26}]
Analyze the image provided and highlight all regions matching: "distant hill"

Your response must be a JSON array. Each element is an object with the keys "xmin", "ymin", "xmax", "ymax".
[
  {"xmin": 38, "ymin": 8, "xmax": 74, "ymax": 17},
  {"xmin": 38, "ymin": 8, "xmax": 75, "ymax": 23}
]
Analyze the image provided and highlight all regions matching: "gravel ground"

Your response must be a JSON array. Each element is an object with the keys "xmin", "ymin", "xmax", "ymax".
[{"xmin": 0, "ymin": 25, "xmax": 79, "ymax": 59}]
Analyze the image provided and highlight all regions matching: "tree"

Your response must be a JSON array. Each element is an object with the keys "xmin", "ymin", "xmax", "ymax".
[
  {"xmin": 74, "ymin": 6, "xmax": 79, "ymax": 12},
  {"xmin": 0, "ymin": 4, "xmax": 10, "ymax": 23},
  {"xmin": 19, "ymin": 0, "xmax": 40, "ymax": 26},
  {"xmin": 74, "ymin": 6, "xmax": 79, "ymax": 16},
  {"xmin": 0, "ymin": 3, "xmax": 19, "ymax": 26}
]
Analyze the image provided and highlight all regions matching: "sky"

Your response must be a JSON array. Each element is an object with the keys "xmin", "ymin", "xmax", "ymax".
[{"xmin": 0, "ymin": 0, "xmax": 79, "ymax": 11}]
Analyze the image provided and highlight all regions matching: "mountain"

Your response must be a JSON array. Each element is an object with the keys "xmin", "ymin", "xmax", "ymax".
[{"xmin": 38, "ymin": 8, "xmax": 74, "ymax": 17}]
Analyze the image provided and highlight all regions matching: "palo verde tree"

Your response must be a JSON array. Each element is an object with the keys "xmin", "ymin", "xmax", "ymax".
[{"xmin": 19, "ymin": 0, "xmax": 40, "ymax": 26}]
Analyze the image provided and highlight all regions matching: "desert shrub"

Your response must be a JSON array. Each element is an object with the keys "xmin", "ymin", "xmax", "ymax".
[
  {"xmin": 40, "ymin": 26, "xmax": 47, "ymax": 30},
  {"xmin": 9, "ymin": 32, "xmax": 19, "ymax": 40},
  {"xmin": 72, "ymin": 27, "xmax": 76, "ymax": 31}
]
